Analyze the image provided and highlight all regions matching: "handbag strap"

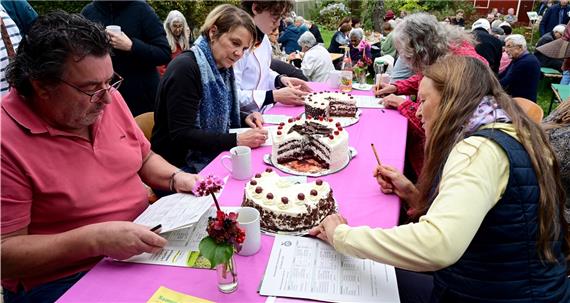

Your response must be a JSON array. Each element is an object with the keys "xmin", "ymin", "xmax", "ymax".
[{"xmin": 0, "ymin": 17, "xmax": 16, "ymax": 60}]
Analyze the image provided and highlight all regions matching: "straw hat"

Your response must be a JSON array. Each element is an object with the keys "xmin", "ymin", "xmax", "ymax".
[{"xmin": 536, "ymin": 38, "xmax": 570, "ymax": 59}]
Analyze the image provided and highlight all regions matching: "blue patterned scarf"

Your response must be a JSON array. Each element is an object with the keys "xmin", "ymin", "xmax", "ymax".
[{"xmin": 191, "ymin": 35, "xmax": 241, "ymax": 133}]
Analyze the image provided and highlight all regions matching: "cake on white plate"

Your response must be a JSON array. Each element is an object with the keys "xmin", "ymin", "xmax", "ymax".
[
  {"xmin": 304, "ymin": 91, "xmax": 358, "ymax": 118},
  {"xmin": 241, "ymin": 169, "xmax": 336, "ymax": 232},
  {"xmin": 271, "ymin": 116, "xmax": 349, "ymax": 173}
]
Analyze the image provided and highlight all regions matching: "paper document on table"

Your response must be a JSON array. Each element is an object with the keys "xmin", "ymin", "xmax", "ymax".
[
  {"xmin": 126, "ymin": 207, "xmax": 216, "ymax": 267},
  {"xmin": 353, "ymin": 95, "xmax": 384, "ymax": 108},
  {"xmin": 133, "ymin": 193, "xmax": 213, "ymax": 233},
  {"xmin": 259, "ymin": 235, "xmax": 400, "ymax": 303},
  {"xmin": 262, "ymin": 114, "xmax": 290, "ymax": 125},
  {"xmin": 230, "ymin": 126, "xmax": 276, "ymax": 146},
  {"xmin": 147, "ymin": 286, "xmax": 214, "ymax": 303}
]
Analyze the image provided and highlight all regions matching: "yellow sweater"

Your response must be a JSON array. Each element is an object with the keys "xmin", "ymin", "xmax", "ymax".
[{"xmin": 333, "ymin": 124, "xmax": 518, "ymax": 271}]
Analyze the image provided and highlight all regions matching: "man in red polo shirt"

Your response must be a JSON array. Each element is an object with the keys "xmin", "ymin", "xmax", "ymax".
[{"xmin": 1, "ymin": 11, "xmax": 200, "ymax": 303}]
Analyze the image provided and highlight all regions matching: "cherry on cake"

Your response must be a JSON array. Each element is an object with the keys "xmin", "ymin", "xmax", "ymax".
[
  {"xmin": 242, "ymin": 169, "xmax": 336, "ymax": 232},
  {"xmin": 304, "ymin": 91, "xmax": 357, "ymax": 118},
  {"xmin": 271, "ymin": 116, "xmax": 349, "ymax": 173}
]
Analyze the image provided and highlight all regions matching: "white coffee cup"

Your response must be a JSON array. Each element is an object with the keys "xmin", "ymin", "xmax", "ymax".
[
  {"xmin": 221, "ymin": 146, "xmax": 252, "ymax": 180},
  {"xmin": 237, "ymin": 207, "xmax": 261, "ymax": 256},
  {"xmin": 105, "ymin": 25, "xmax": 122, "ymax": 34},
  {"xmin": 326, "ymin": 70, "xmax": 341, "ymax": 88}
]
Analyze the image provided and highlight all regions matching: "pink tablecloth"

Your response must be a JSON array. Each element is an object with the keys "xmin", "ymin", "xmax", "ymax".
[{"xmin": 57, "ymin": 83, "xmax": 407, "ymax": 303}]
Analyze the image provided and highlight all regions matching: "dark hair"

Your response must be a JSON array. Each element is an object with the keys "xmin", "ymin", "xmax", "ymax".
[
  {"xmin": 338, "ymin": 17, "xmax": 351, "ymax": 29},
  {"xmin": 351, "ymin": 18, "xmax": 361, "ymax": 27},
  {"xmin": 6, "ymin": 10, "xmax": 110, "ymax": 98},
  {"xmin": 200, "ymin": 4, "xmax": 256, "ymax": 48},
  {"xmin": 501, "ymin": 25, "xmax": 513, "ymax": 35},
  {"xmin": 241, "ymin": 0, "xmax": 294, "ymax": 17}
]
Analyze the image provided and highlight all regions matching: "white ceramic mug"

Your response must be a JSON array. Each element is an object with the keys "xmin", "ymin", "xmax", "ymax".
[
  {"xmin": 221, "ymin": 146, "xmax": 252, "ymax": 180},
  {"xmin": 105, "ymin": 25, "xmax": 122, "ymax": 34},
  {"xmin": 237, "ymin": 207, "xmax": 261, "ymax": 256},
  {"xmin": 326, "ymin": 70, "xmax": 341, "ymax": 88}
]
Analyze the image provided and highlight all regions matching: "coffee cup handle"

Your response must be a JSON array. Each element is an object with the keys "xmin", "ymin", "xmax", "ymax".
[{"xmin": 221, "ymin": 155, "xmax": 233, "ymax": 173}]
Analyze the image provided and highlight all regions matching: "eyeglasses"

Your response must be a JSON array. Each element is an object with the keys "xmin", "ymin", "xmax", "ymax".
[
  {"xmin": 58, "ymin": 73, "xmax": 123, "ymax": 103},
  {"xmin": 504, "ymin": 44, "xmax": 519, "ymax": 49}
]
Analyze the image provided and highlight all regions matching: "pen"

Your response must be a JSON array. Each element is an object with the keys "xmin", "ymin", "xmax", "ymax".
[
  {"xmin": 150, "ymin": 224, "xmax": 162, "ymax": 233},
  {"xmin": 371, "ymin": 143, "xmax": 382, "ymax": 166}
]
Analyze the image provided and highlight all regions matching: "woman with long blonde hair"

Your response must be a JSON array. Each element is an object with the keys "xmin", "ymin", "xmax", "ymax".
[{"xmin": 311, "ymin": 56, "xmax": 570, "ymax": 302}]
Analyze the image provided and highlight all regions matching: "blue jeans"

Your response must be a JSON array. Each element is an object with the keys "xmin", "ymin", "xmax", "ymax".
[
  {"xmin": 3, "ymin": 271, "xmax": 86, "ymax": 303},
  {"xmin": 561, "ymin": 70, "xmax": 570, "ymax": 85}
]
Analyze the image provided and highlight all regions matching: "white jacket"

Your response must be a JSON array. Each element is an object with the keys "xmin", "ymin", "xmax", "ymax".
[
  {"xmin": 301, "ymin": 45, "xmax": 335, "ymax": 82},
  {"xmin": 234, "ymin": 35, "xmax": 279, "ymax": 111}
]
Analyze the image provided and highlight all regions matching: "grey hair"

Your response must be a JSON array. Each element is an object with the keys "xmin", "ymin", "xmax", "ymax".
[
  {"xmin": 393, "ymin": 12, "xmax": 473, "ymax": 72},
  {"xmin": 164, "ymin": 10, "xmax": 190, "ymax": 53},
  {"xmin": 505, "ymin": 34, "xmax": 527, "ymax": 50},
  {"xmin": 295, "ymin": 16, "xmax": 305, "ymax": 24},
  {"xmin": 297, "ymin": 31, "xmax": 317, "ymax": 49},
  {"xmin": 349, "ymin": 28, "xmax": 364, "ymax": 40},
  {"xmin": 284, "ymin": 17, "xmax": 293, "ymax": 25},
  {"xmin": 553, "ymin": 24, "xmax": 566, "ymax": 35}
]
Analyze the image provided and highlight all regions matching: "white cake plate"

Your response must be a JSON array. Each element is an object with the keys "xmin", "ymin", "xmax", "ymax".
[
  {"xmin": 352, "ymin": 83, "xmax": 373, "ymax": 91},
  {"xmin": 260, "ymin": 201, "xmax": 340, "ymax": 236},
  {"xmin": 301, "ymin": 109, "xmax": 362, "ymax": 128},
  {"xmin": 263, "ymin": 147, "xmax": 357, "ymax": 177}
]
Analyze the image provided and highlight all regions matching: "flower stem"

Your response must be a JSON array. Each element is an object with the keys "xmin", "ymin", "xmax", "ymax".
[{"xmin": 211, "ymin": 193, "xmax": 221, "ymax": 212}]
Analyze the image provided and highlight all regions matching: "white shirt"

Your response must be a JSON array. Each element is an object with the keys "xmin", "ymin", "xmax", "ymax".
[
  {"xmin": 1, "ymin": 4, "xmax": 21, "ymax": 96},
  {"xmin": 300, "ymin": 44, "xmax": 335, "ymax": 82},
  {"xmin": 234, "ymin": 34, "xmax": 279, "ymax": 112}
]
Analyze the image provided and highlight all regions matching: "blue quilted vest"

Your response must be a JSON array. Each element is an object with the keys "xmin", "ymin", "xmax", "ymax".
[{"xmin": 431, "ymin": 129, "xmax": 570, "ymax": 303}]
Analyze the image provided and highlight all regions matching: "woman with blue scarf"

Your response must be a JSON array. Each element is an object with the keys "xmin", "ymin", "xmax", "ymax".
[{"xmin": 152, "ymin": 5, "xmax": 267, "ymax": 173}]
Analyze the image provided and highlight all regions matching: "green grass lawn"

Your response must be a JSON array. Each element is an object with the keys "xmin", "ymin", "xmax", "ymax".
[{"xmin": 320, "ymin": 28, "xmax": 334, "ymax": 49}]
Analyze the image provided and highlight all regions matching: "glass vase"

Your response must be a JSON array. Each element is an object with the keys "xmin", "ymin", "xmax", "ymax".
[
  {"xmin": 357, "ymin": 70, "xmax": 367, "ymax": 88},
  {"xmin": 216, "ymin": 256, "xmax": 238, "ymax": 293}
]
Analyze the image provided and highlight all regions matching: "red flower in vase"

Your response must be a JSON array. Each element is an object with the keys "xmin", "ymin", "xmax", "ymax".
[{"xmin": 195, "ymin": 175, "xmax": 246, "ymax": 268}]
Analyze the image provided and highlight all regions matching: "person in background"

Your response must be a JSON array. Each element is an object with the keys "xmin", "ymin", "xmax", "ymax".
[
  {"xmin": 504, "ymin": 7, "xmax": 517, "ymax": 24},
  {"xmin": 450, "ymin": 9, "xmax": 465, "ymax": 27},
  {"xmin": 471, "ymin": 18, "xmax": 503, "ymax": 75},
  {"xmin": 540, "ymin": 0, "xmax": 570, "ymax": 36},
  {"xmin": 328, "ymin": 22, "xmax": 351, "ymax": 55},
  {"xmin": 268, "ymin": 28, "xmax": 309, "ymax": 84},
  {"xmin": 1, "ymin": 12, "xmax": 200, "ymax": 303},
  {"xmin": 500, "ymin": 34, "xmax": 541, "ymax": 101},
  {"xmin": 305, "ymin": 19, "xmax": 323, "ymax": 44},
  {"xmin": 381, "ymin": 20, "xmax": 397, "ymax": 59},
  {"xmin": 384, "ymin": 9, "xmax": 395, "ymax": 22},
  {"xmin": 543, "ymin": 100, "xmax": 570, "ymax": 223},
  {"xmin": 538, "ymin": 0, "xmax": 552, "ymax": 16},
  {"xmin": 390, "ymin": 57, "xmax": 414, "ymax": 82},
  {"xmin": 486, "ymin": 12, "xmax": 497, "ymax": 24},
  {"xmin": 235, "ymin": 0, "xmax": 310, "ymax": 113},
  {"xmin": 351, "ymin": 18, "xmax": 361, "ymax": 29},
  {"xmin": 499, "ymin": 21, "xmax": 513, "ymax": 35},
  {"xmin": 152, "ymin": 4, "xmax": 267, "ymax": 174},
  {"xmin": 535, "ymin": 24, "xmax": 566, "ymax": 71},
  {"xmin": 311, "ymin": 55, "xmax": 570, "ymax": 303},
  {"xmin": 297, "ymin": 31, "xmax": 334, "ymax": 82},
  {"xmin": 157, "ymin": 10, "xmax": 191, "ymax": 77},
  {"xmin": 278, "ymin": 17, "xmax": 302, "ymax": 54},
  {"xmin": 82, "ymin": 0, "xmax": 171, "ymax": 117},
  {"xmin": 374, "ymin": 13, "xmax": 487, "ymax": 180},
  {"xmin": 348, "ymin": 28, "xmax": 371, "ymax": 64},
  {"xmin": 0, "ymin": 0, "xmax": 36, "ymax": 36},
  {"xmin": 0, "ymin": 3, "xmax": 21, "ymax": 96},
  {"xmin": 398, "ymin": 10, "xmax": 408, "ymax": 20},
  {"xmin": 294, "ymin": 15, "xmax": 307, "ymax": 33}
]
